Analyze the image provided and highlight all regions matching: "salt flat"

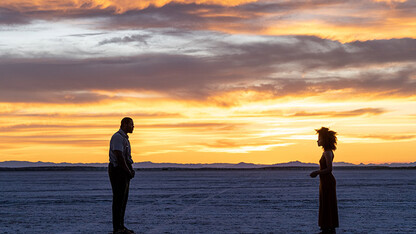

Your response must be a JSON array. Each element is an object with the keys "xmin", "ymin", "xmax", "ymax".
[{"xmin": 1, "ymin": 169, "xmax": 415, "ymax": 233}]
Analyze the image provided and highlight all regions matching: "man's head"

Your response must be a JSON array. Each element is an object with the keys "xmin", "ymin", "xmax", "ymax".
[{"xmin": 120, "ymin": 117, "xmax": 134, "ymax": 134}]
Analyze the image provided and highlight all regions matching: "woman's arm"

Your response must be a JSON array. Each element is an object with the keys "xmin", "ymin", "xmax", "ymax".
[{"xmin": 310, "ymin": 151, "xmax": 333, "ymax": 177}]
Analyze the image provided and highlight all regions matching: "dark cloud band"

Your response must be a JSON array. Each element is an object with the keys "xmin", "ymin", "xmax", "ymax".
[{"xmin": 1, "ymin": 37, "xmax": 415, "ymax": 103}]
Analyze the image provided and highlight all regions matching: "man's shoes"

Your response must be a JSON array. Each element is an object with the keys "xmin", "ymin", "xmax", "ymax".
[
  {"xmin": 319, "ymin": 228, "xmax": 336, "ymax": 234},
  {"xmin": 112, "ymin": 230, "xmax": 125, "ymax": 234},
  {"xmin": 113, "ymin": 228, "xmax": 134, "ymax": 234},
  {"xmin": 123, "ymin": 226, "xmax": 135, "ymax": 234}
]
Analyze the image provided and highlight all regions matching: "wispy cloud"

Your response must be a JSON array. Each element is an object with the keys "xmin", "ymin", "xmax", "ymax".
[
  {"xmin": 197, "ymin": 140, "xmax": 294, "ymax": 153},
  {"xmin": 137, "ymin": 122, "xmax": 244, "ymax": 130},
  {"xmin": 98, "ymin": 34, "xmax": 151, "ymax": 45},
  {"xmin": 289, "ymin": 108, "xmax": 386, "ymax": 117},
  {"xmin": 0, "ymin": 111, "xmax": 182, "ymax": 118},
  {"xmin": 360, "ymin": 134, "xmax": 416, "ymax": 140},
  {"xmin": 0, "ymin": 135, "xmax": 108, "ymax": 147},
  {"xmin": 0, "ymin": 123, "xmax": 112, "ymax": 132}
]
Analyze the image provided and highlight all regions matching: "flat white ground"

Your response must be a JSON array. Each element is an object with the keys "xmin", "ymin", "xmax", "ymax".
[{"xmin": 0, "ymin": 169, "xmax": 415, "ymax": 233}]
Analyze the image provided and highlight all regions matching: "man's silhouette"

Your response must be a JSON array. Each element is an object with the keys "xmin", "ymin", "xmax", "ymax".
[{"xmin": 109, "ymin": 117, "xmax": 135, "ymax": 234}]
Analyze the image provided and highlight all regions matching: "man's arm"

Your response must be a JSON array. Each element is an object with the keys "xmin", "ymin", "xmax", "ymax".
[
  {"xmin": 113, "ymin": 150, "xmax": 133, "ymax": 178},
  {"xmin": 127, "ymin": 162, "xmax": 135, "ymax": 178}
]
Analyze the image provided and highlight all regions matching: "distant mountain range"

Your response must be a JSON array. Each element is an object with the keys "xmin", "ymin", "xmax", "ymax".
[{"xmin": 1, "ymin": 160, "xmax": 415, "ymax": 168}]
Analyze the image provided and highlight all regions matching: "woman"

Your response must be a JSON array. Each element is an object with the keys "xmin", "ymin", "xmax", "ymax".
[{"xmin": 310, "ymin": 127, "xmax": 339, "ymax": 233}]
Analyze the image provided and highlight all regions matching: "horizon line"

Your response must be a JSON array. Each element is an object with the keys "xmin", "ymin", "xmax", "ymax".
[{"xmin": 1, "ymin": 160, "xmax": 415, "ymax": 166}]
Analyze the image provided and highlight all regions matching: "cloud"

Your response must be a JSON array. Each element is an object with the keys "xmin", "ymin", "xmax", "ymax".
[
  {"xmin": 0, "ymin": 121, "xmax": 243, "ymax": 134},
  {"xmin": 198, "ymin": 139, "xmax": 283, "ymax": 149},
  {"xmin": 0, "ymin": 123, "xmax": 112, "ymax": 132},
  {"xmin": 288, "ymin": 108, "xmax": 386, "ymax": 117},
  {"xmin": 0, "ymin": 135, "xmax": 107, "ymax": 146},
  {"xmin": 0, "ymin": 111, "xmax": 182, "ymax": 118},
  {"xmin": 196, "ymin": 140, "xmax": 294, "ymax": 153},
  {"xmin": 359, "ymin": 134, "xmax": 416, "ymax": 140},
  {"xmin": 98, "ymin": 34, "xmax": 151, "ymax": 45},
  {"xmin": 1, "ymin": 1, "xmax": 414, "ymax": 42},
  {"xmin": 0, "ymin": 89, "xmax": 109, "ymax": 103},
  {"xmin": 0, "ymin": 1, "xmax": 255, "ymax": 26},
  {"xmin": 345, "ymin": 39, "xmax": 416, "ymax": 65},
  {"xmin": 217, "ymin": 37, "xmax": 416, "ymax": 70},
  {"xmin": 373, "ymin": 0, "xmax": 408, "ymax": 4},
  {"xmin": 137, "ymin": 122, "xmax": 243, "ymax": 131},
  {"xmin": 0, "ymin": 8, "xmax": 30, "ymax": 24},
  {"xmin": 1, "ymin": 37, "xmax": 415, "ymax": 103},
  {"xmin": 68, "ymin": 32, "xmax": 108, "ymax": 37}
]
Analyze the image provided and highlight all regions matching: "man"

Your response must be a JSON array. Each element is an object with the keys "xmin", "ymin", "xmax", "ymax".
[{"xmin": 109, "ymin": 117, "xmax": 135, "ymax": 234}]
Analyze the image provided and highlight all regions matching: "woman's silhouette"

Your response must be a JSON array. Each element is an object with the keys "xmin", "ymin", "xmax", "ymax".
[{"xmin": 310, "ymin": 127, "xmax": 339, "ymax": 234}]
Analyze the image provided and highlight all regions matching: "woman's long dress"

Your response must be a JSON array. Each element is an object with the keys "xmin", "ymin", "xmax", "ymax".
[{"xmin": 319, "ymin": 151, "xmax": 339, "ymax": 229}]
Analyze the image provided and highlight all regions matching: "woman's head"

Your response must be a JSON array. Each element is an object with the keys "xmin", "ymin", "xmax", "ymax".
[{"xmin": 316, "ymin": 127, "xmax": 337, "ymax": 151}]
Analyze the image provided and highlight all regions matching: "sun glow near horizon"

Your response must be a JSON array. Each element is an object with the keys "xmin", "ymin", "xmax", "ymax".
[{"xmin": 1, "ymin": 92, "xmax": 415, "ymax": 164}]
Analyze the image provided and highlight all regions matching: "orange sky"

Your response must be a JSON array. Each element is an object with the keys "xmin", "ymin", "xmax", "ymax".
[{"xmin": 0, "ymin": 0, "xmax": 415, "ymax": 164}]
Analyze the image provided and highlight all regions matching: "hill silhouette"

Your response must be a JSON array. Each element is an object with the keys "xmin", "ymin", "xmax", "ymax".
[{"xmin": 1, "ymin": 160, "xmax": 415, "ymax": 169}]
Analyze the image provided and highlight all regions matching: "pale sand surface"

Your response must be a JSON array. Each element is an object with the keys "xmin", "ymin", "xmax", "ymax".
[{"xmin": 1, "ymin": 169, "xmax": 415, "ymax": 233}]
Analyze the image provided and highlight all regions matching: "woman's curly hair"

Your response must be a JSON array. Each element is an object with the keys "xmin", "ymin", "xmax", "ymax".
[{"xmin": 316, "ymin": 127, "xmax": 337, "ymax": 151}]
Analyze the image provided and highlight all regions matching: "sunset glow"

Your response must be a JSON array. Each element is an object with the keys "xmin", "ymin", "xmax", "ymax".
[{"xmin": 1, "ymin": 0, "xmax": 415, "ymax": 164}]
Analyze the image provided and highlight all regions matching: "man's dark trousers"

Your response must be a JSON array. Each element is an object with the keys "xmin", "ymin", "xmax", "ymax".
[{"xmin": 108, "ymin": 163, "xmax": 130, "ymax": 231}]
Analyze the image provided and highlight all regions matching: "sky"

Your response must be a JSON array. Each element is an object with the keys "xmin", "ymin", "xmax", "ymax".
[{"xmin": 0, "ymin": 0, "xmax": 415, "ymax": 164}]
